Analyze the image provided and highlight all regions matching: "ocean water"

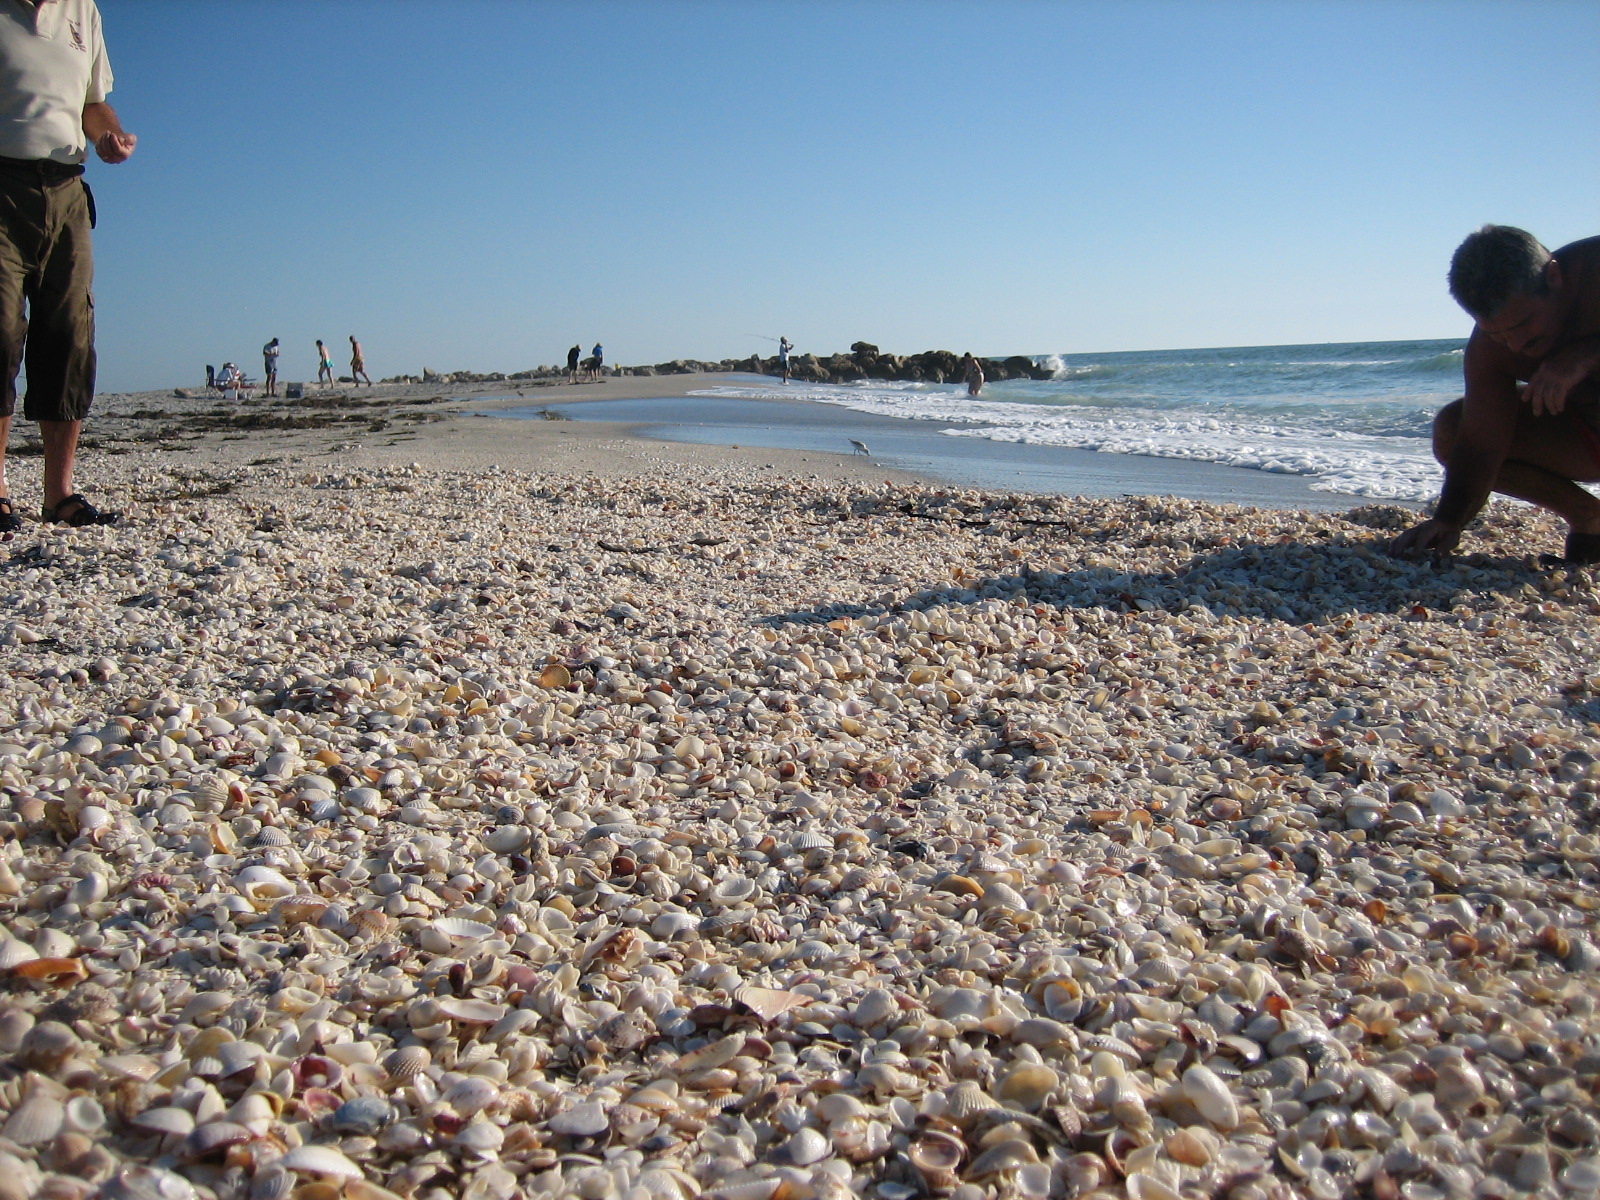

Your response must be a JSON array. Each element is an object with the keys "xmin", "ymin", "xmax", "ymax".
[{"xmin": 687, "ymin": 339, "xmax": 1463, "ymax": 502}]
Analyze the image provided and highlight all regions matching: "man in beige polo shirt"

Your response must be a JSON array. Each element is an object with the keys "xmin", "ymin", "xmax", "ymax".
[{"xmin": 0, "ymin": 0, "xmax": 134, "ymax": 529}]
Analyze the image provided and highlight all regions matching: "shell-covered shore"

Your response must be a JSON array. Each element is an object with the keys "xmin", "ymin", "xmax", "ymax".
[{"xmin": 1, "ymin": 454, "xmax": 1598, "ymax": 1200}]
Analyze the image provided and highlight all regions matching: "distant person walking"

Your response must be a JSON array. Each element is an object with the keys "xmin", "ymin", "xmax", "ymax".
[
  {"xmin": 779, "ymin": 336, "xmax": 793, "ymax": 383},
  {"xmin": 262, "ymin": 337, "xmax": 280, "ymax": 397},
  {"xmin": 963, "ymin": 352, "xmax": 984, "ymax": 397},
  {"xmin": 316, "ymin": 339, "xmax": 335, "ymax": 386},
  {"xmin": 0, "ymin": 0, "xmax": 135, "ymax": 530},
  {"xmin": 567, "ymin": 343, "xmax": 581, "ymax": 383},
  {"xmin": 349, "ymin": 336, "xmax": 372, "ymax": 386}
]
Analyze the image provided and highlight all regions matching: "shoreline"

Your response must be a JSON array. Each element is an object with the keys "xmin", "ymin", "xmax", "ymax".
[{"xmin": 90, "ymin": 372, "xmax": 1412, "ymax": 510}]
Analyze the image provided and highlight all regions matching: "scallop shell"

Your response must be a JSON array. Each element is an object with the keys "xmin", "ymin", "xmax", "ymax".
[
  {"xmin": 349, "ymin": 909, "xmax": 393, "ymax": 939},
  {"xmin": 277, "ymin": 1144, "xmax": 364, "ymax": 1179},
  {"xmin": 432, "ymin": 916, "xmax": 494, "ymax": 941},
  {"xmin": 2, "ymin": 1093, "xmax": 65, "ymax": 1146},
  {"xmin": 251, "ymin": 827, "xmax": 291, "ymax": 848},
  {"xmin": 945, "ymin": 1078, "xmax": 1001, "ymax": 1124},
  {"xmin": 538, "ymin": 664, "xmax": 572, "ymax": 689},
  {"xmin": 185, "ymin": 777, "xmax": 231, "ymax": 807},
  {"xmin": 733, "ymin": 985, "xmax": 807, "ymax": 1023},
  {"xmin": 789, "ymin": 832, "xmax": 832, "ymax": 851},
  {"xmin": 275, "ymin": 896, "xmax": 334, "ymax": 928}
]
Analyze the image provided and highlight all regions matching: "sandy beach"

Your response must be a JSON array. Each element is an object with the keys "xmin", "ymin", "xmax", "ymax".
[{"xmin": 1, "ymin": 377, "xmax": 1598, "ymax": 1200}]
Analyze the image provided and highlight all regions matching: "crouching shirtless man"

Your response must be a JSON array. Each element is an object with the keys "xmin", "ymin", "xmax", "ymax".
[{"xmin": 1392, "ymin": 227, "xmax": 1600, "ymax": 563}]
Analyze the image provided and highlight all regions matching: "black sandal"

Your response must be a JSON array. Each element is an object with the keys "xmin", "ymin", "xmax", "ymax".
[
  {"xmin": 41, "ymin": 493, "xmax": 119, "ymax": 527},
  {"xmin": 0, "ymin": 496, "xmax": 18, "ymax": 533}
]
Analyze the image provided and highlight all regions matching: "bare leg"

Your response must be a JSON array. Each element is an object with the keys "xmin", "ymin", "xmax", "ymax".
[{"xmin": 1436, "ymin": 398, "xmax": 1600, "ymax": 534}]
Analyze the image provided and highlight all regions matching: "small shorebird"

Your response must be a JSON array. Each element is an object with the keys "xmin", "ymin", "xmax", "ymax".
[{"xmin": 849, "ymin": 439, "xmax": 871, "ymax": 456}]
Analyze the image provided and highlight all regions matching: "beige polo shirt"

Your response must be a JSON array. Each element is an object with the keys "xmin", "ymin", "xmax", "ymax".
[{"xmin": 0, "ymin": 0, "xmax": 112, "ymax": 163}]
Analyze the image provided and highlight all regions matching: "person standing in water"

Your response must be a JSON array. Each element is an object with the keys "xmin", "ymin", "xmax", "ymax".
[
  {"xmin": 779, "ymin": 336, "xmax": 793, "ymax": 383},
  {"xmin": 963, "ymin": 352, "xmax": 984, "ymax": 397}
]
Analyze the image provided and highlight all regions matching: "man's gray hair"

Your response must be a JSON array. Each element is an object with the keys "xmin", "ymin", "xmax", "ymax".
[{"xmin": 1448, "ymin": 225, "xmax": 1552, "ymax": 320}]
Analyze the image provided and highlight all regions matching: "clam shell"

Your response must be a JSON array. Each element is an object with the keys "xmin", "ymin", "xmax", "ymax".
[
  {"xmin": 548, "ymin": 1101, "xmax": 610, "ymax": 1137},
  {"xmin": 908, "ymin": 1129, "xmax": 965, "ymax": 1189},
  {"xmin": 997, "ymin": 1062, "xmax": 1058, "ymax": 1110},
  {"xmin": 437, "ymin": 997, "xmax": 507, "ymax": 1024},
  {"xmin": 733, "ymin": 985, "xmax": 807, "ymax": 1022},
  {"xmin": 183, "ymin": 1120, "xmax": 253, "ymax": 1157},
  {"xmin": 1180, "ymin": 1063, "xmax": 1239, "ymax": 1129},
  {"xmin": 0, "ymin": 938, "xmax": 38, "ymax": 973},
  {"xmin": 278, "ymin": 1144, "xmax": 364, "ymax": 1179},
  {"xmin": 707, "ymin": 876, "xmax": 757, "ymax": 906},
  {"xmin": 132, "ymin": 1106, "xmax": 196, "ymax": 1136}
]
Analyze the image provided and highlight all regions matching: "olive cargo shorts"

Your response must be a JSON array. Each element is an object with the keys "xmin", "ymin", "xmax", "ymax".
[{"xmin": 0, "ymin": 162, "xmax": 96, "ymax": 422}]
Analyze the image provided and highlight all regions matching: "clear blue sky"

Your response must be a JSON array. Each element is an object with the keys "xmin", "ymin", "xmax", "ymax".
[{"xmin": 85, "ymin": 0, "xmax": 1598, "ymax": 391}]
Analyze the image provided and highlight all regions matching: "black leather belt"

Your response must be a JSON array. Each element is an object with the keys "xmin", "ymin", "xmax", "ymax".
[{"xmin": 0, "ymin": 155, "xmax": 85, "ymax": 182}]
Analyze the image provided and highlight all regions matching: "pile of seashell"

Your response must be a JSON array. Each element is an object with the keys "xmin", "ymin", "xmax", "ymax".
[{"xmin": 0, "ymin": 457, "xmax": 1598, "ymax": 1200}]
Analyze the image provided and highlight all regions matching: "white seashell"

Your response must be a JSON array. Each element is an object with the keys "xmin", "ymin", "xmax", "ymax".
[
  {"xmin": 277, "ymin": 1144, "xmax": 364, "ymax": 1179},
  {"xmin": 2, "ymin": 1093, "xmax": 64, "ymax": 1146},
  {"xmin": 0, "ymin": 936, "xmax": 40, "ymax": 969},
  {"xmin": 63, "ymin": 1094, "xmax": 107, "ymax": 1135},
  {"xmin": 1181, "ymin": 1063, "xmax": 1239, "ymax": 1129},
  {"xmin": 548, "ymin": 1101, "xmax": 610, "ymax": 1137},
  {"xmin": 483, "ymin": 826, "xmax": 531, "ymax": 854},
  {"xmin": 441, "ymin": 1076, "xmax": 500, "ymax": 1116},
  {"xmin": 706, "ymin": 875, "xmax": 757, "ymax": 906},
  {"xmin": 132, "ymin": 1105, "xmax": 196, "ymax": 1136},
  {"xmin": 436, "ymin": 997, "xmax": 506, "ymax": 1024},
  {"xmin": 783, "ymin": 1125, "xmax": 831, "ymax": 1166},
  {"xmin": 249, "ymin": 1168, "xmax": 294, "ymax": 1200},
  {"xmin": 850, "ymin": 988, "xmax": 899, "ymax": 1028},
  {"xmin": 454, "ymin": 1120, "xmax": 504, "ymax": 1154},
  {"xmin": 432, "ymin": 916, "xmax": 494, "ymax": 941}
]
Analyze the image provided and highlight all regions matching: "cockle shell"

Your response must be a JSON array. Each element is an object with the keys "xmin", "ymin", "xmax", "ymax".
[
  {"xmin": 384, "ymin": 1045, "xmax": 430, "ymax": 1082},
  {"xmin": 2, "ymin": 1093, "xmax": 65, "ymax": 1146}
]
